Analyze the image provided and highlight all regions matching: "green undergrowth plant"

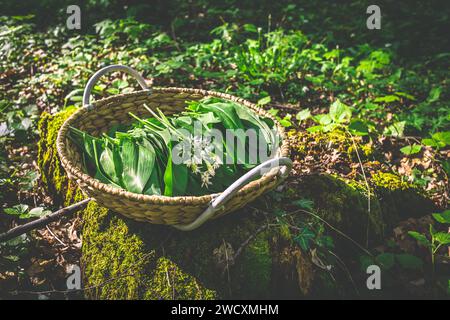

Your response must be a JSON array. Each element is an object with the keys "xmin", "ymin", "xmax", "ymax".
[
  {"xmin": 408, "ymin": 209, "xmax": 450, "ymax": 295},
  {"xmin": 297, "ymin": 99, "xmax": 373, "ymax": 137},
  {"xmin": 408, "ymin": 210, "xmax": 450, "ymax": 269}
]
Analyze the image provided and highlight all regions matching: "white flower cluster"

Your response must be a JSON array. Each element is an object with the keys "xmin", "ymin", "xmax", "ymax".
[{"xmin": 183, "ymin": 134, "xmax": 221, "ymax": 188}]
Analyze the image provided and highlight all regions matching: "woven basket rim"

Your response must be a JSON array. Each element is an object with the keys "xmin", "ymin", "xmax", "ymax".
[{"xmin": 56, "ymin": 87, "xmax": 290, "ymax": 206}]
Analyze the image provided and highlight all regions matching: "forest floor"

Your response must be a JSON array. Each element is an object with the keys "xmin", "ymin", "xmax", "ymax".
[{"xmin": 0, "ymin": 1, "xmax": 449, "ymax": 299}]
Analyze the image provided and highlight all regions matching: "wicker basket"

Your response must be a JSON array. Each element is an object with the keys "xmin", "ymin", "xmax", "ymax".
[{"xmin": 57, "ymin": 65, "xmax": 291, "ymax": 230}]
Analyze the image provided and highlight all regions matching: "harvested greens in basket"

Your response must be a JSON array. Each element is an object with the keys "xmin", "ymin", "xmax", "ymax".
[{"xmin": 68, "ymin": 97, "xmax": 279, "ymax": 197}]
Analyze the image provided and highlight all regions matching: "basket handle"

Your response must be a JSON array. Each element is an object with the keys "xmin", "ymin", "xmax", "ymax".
[
  {"xmin": 83, "ymin": 65, "xmax": 150, "ymax": 107},
  {"xmin": 174, "ymin": 157, "xmax": 293, "ymax": 231}
]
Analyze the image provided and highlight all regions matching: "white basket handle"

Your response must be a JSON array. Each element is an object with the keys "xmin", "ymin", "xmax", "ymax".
[
  {"xmin": 174, "ymin": 157, "xmax": 293, "ymax": 231},
  {"xmin": 83, "ymin": 65, "xmax": 150, "ymax": 107}
]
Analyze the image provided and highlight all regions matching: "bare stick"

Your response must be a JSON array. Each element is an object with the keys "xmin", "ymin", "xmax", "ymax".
[{"xmin": 0, "ymin": 198, "xmax": 92, "ymax": 243}]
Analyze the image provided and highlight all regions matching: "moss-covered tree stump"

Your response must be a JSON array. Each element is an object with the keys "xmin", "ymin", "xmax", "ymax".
[{"xmin": 38, "ymin": 109, "xmax": 436, "ymax": 299}]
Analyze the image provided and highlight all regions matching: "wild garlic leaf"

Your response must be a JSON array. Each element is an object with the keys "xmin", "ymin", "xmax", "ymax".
[
  {"xmin": 120, "ymin": 137, "xmax": 155, "ymax": 194},
  {"xmin": 234, "ymin": 103, "xmax": 275, "ymax": 147},
  {"xmin": 143, "ymin": 165, "xmax": 162, "ymax": 195},
  {"xmin": 136, "ymin": 138, "xmax": 156, "ymax": 192},
  {"xmin": 163, "ymin": 144, "xmax": 188, "ymax": 196},
  {"xmin": 100, "ymin": 144, "xmax": 121, "ymax": 185}
]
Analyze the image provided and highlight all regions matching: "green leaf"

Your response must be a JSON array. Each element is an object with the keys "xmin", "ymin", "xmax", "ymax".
[
  {"xmin": 395, "ymin": 254, "xmax": 423, "ymax": 270},
  {"xmin": 374, "ymin": 95, "xmax": 400, "ymax": 103},
  {"xmin": 64, "ymin": 89, "xmax": 84, "ymax": 101},
  {"xmin": 329, "ymin": 100, "xmax": 352, "ymax": 123},
  {"xmin": 348, "ymin": 120, "xmax": 369, "ymax": 136},
  {"xmin": 3, "ymin": 255, "xmax": 19, "ymax": 262},
  {"xmin": 257, "ymin": 96, "xmax": 271, "ymax": 106},
  {"xmin": 359, "ymin": 255, "xmax": 375, "ymax": 271},
  {"xmin": 427, "ymin": 86, "xmax": 442, "ymax": 103},
  {"xmin": 68, "ymin": 127, "xmax": 102, "ymax": 174},
  {"xmin": 92, "ymin": 138, "xmax": 119, "ymax": 187},
  {"xmin": 243, "ymin": 24, "xmax": 258, "ymax": 33},
  {"xmin": 199, "ymin": 101, "xmax": 244, "ymax": 130},
  {"xmin": 432, "ymin": 210, "xmax": 450, "ymax": 224},
  {"xmin": 234, "ymin": 103, "xmax": 276, "ymax": 147},
  {"xmin": 316, "ymin": 235, "xmax": 334, "ymax": 248},
  {"xmin": 314, "ymin": 114, "xmax": 332, "ymax": 125},
  {"xmin": 120, "ymin": 137, "xmax": 155, "ymax": 194},
  {"xmin": 394, "ymin": 91, "xmax": 415, "ymax": 100},
  {"xmin": 434, "ymin": 232, "xmax": 450, "ymax": 245},
  {"xmin": 432, "ymin": 131, "xmax": 450, "ymax": 145},
  {"xmin": 306, "ymin": 125, "xmax": 324, "ymax": 133},
  {"xmin": 143, "ymin": 165, "xmax": 162, "ymax": 195},
  {"xmin": 4, "ymin": 204, "xmax": 29, "ymax": 216},
  {"xmin": 106, "ymin": 88, "xmax": 120, "ymax": 95},
  {"xmin": 292, "ymin": 198, "xmax": 314, "ymax": 211},
  {"xmin": 136, "ymin": 139, "xmax": 156, "ymax": 191},
  {"xmin": 100, "ymin": 144, "xmax": 122, "ymax": 186},
  {"xmin": 400, "ymin": 144, "xmax": 422, "ymax": 155},
  {"xmin": 294, "ymin": 227, "xmax": 315, "ymax": 251},
  {"xmin": 278, "ymin": 116, "xmax": 292, "ymax": 128},
  {"xmin": 376, "ymin": 253, "xmax": 395, "ymax": 270},
  {"xmin": 421, "ymin": 138, "xmax": 440, "ymax": 148},
  {"xmin": 441, "ymin": 160, "xmax": 450, "ymax": 176},
  {"xmin": 408, "ymin": 231, "xmax": 431, "ymax": 247},
  {"xmin": 3, "ymin": 234, "xmax": 29, "ymax": 248},
  {"xmin": 163, "ymin": 143, "xmax": 188, "ymax": 196},
  {"xmin": 296, "ymin": 108, "xmax": 311, "ymax": 121},
  {"xmin": 420, "ymin": 132, "xmax": 449, "ymax": 149},
  {"xmin": 267, "ymin": 108, "xmax": 279, "ymax": 117},
  {"xmin": 27, "ymin": 207, "xmax": 50, "ymax": 218},
  {"xmin": 171, "ymin": 164, "xmax": 188, "ymax": 196},
  {"xmin": 384, "ymin": 121, "xmax": 406, "ymax": 137}
]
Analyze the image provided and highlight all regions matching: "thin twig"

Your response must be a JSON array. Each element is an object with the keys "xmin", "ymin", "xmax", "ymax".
[
  {"xmin": 0, "ymin": 198, "xmax": 92, "ymax": 243},
  {"xmin": 327, "ymin": 249, "xmax": 360, "ymax": 296},
  {"xmin": 233, "ymin": 224, "xmax": 270, "ymax": 262},
  {"xmin": 45, "ymin": 225, "xmax": 67, "ymax": 247},
  {"xmin": 222, "ymin": 239, "xmax": 232, "ymax": 297},
  {"xmin": 10, "ymin": 251, "xmax": 155, "ymax": 296},
  {"xmin": 14, "ymin": 271, "xmax": 140, "ymax": 296},
  {"xmin": 347, "ymin": 130, "xmax": 372, "ymax": 248}
]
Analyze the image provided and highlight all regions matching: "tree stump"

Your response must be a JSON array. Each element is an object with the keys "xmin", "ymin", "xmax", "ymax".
[{"xmin": 37, "ymin": 109, "xmax": 436, "ymax": 299}]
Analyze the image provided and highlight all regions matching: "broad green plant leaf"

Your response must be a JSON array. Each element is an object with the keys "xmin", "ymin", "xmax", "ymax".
[
  {"xmin": 329, "ymin": 100, "xmax": 352, "ymax": 123},
  {"xmin": 294, "ymin": 227, "xmax": 315, "ymax": 251},
  {"xmin": 432, "ymin": 210, "xmax": 450, "ymax": 224},
  {"xmin": 408, "ymin": 231, "xmax": 431, "ymax": 248},
  {"xmin": 400, "ymin": 144, "xmax": 422, "ymax": 155},
  {"xmin": 395, "ymin": 254, "xmax": 423, "ymax": 270},
  {"xmin": 120, "ymin": 137, "xmax": 155, "ymax": 194}
]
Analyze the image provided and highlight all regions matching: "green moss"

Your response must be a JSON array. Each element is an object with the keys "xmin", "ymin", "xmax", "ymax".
[
  {"xmin": 82, "ymin": 201, "xmax": 218, "ymax": 300},
  {"xmin": 297, "ymin": 174, "xmax": 385, "ymax": 246},
  {"xmin": 145, "ymin": 257, "xmax": 216, "ymax": 300},
  {"xmin": 37, "ymin": 106, "xmax": 80, "ymax": 206},
  {"xmin": 287, "ymin": 129, "xmax": 307, "ymax": 154},
  {"xmin": 82, "ymin": 202, "xmax": 152, "ymax": 299},
  {"xmin": 371, "ymin": 172, "xmax": 412, "ymax": 191},
  {"xmin": 288, "ymin": 128, "xmax": 374, "ymax": 161},
  {"xmin": 238, "ymin": 231, "xmax": 271, "ymax": 297},
  {"xmin": 371, "ymin": 171, "xmax": 436, "ymax": 222}
]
